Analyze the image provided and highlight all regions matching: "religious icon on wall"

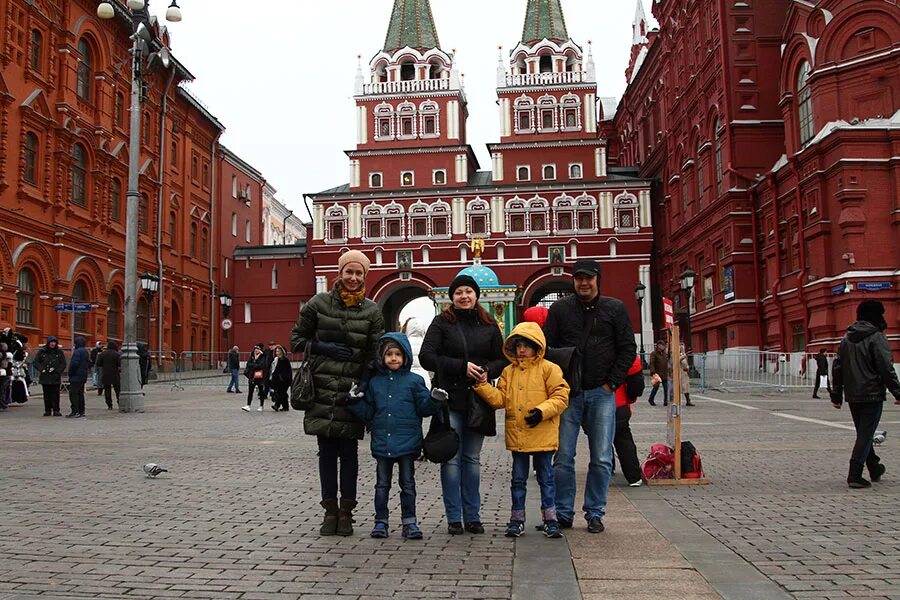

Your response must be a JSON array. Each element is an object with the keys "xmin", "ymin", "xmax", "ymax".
[
  {"xmin": 549, "ymin": 245, "xmax": 565, "ymax": 264},
  {"xmin": 397, "ymin": 250, "xmax": 413, "ymax": 271}
]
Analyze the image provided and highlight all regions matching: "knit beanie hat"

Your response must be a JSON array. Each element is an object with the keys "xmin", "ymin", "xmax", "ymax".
[
  {"xmin": 449, "ymin": 274, "xmax": 480, "ymax": 299},
  {"xmin": 380, "ymin": 340, "xmax": 404, "ymax": 360},
  {"xmin": 857, "ymin": 300, "xmax": 887, "ymax": 330},
  {"xmin": 338, "ymin": 250, "xmax": 371, "ymax": 275}
]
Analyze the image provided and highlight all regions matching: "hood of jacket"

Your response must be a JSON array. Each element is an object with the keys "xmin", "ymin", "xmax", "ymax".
[
  {"xmin": 847, "ymin": 320, "xmax": 882, "ymax": 344},
  {"xmin": 376, "ymin": 332, "xmax": 414, "ymax": 374},
  {"xmin": 46, "ymin": 336, "xmax": 58, "ymax": 348},
  {"xmin": 503, "ymin": 321, "xmax": 546, "ymax": 364},
  {"xmin": 74, "ymin": 336, "xmax": 86, "ymax": 349},
  {"xmin": 404, "ymin": 317, "xmax": 427, "ymax": 339}
]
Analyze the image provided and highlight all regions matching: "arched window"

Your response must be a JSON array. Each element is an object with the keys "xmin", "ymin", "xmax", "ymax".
[
  {"xmin": 190, "ymin": 222, "xmax": 198, "ymax": 257},
  {"xmin": 168, "ymin": 211, "xmax": 177, "ymax": 246},
  {"xmin": 506, "ymin": 199, "xmax": 527, "ymax": 235},
  {"xmin": 76, "ymin": 38, "xmax": 92, "ymax": 101},
  {"xmin": 201, "ymin": 227, "xmax": 208, "ymax": 260},
  {"xmin": 466, "ymin": 198, "xmax": 491, "ymax": 236},
  {"xmin": 696, "ymin": 139, "xmax": 705, "ymax": 206},
  {"xmin": 553, "ymin": 195, "xmax": 576, "ymax": 233},
  {"xmin": 16, "ymin": 269, "xmax": 35, "ymax": 326},
  {"xmin": 325, "ymin": 205, "xmax": 347, "ymax": 243},
  {"xmin": 397, "ymin": 102, "xmax": 416, "ymax": 138},
  {"xmin": 517, "ymin": 165, "xmax": 530, "ymax": 181},
  {"xmin": 430, "ymin": 201, "xmax": 451, "ymax": 237},
  {"xmin": 514, "ymin": 96, "xmax": 534, "ymax": 133},
  {"xmin": 139, "ymin": 194, "xmax": 149, "ymax": 233},
  {"xmin": 136, "ymin": 297, "xmax": 149, "ymax": 343},
  {"xmin": 542, "ymin": 164, "xmax": 556, "ymax": 180},
  {"xmin": 115, "ymin": 92, "xmax": 125, "ymax": 127},
  {"xmin": 419, "ymin": 100, "xmax": 440, "ymax": 137},
  {"xmin": 714, "ymin": 118, "xmax": 723, "ymax": 194},
  {"xmin": 400, "ymin": 60, "xmax": 415, "ymax": 81},
  {"xmin": 73, "ymin": 280, "xmax": 88, "ymax": 333},
  {"xmin": 362, "ymin": 204, "xmax": 384, "ymax": 241},
  {"xmin": 30, "ymin": 30, "xmax": 42, "ymax": 71},
  {"xmin": 560, "ymin": 94, "xmax": 581, "ymax": 130},
  {"xmin": 797, "ymin": 61, "xmax": 814, "ymax": 145},
  {"xmin": 110, "ymin": 178, "xmax": 122, "ymax": 222},
  {"xmin": 538, "ymin": 96, "xmax": 557, "ymax": 131},
  {"xmin": 374, "ymin": 103, "xmax": 394, "ymax": 140},
  {"xmin": 383, "ymin": 202, "xmax": 404, "ymax": 240},
  {"xmin": 369, "ymin": 172, "xmax": 383, "ymax": 188},
  {"xmin": 70, "ymin": 143, "xmax": 87, "ymax": 206},
  {"xmin": 576, "ymin": 194, "xmax": 598, "ymax": 232},
  {"xmin": 107, "ymin": 291, "xmax": 121, "ymax": 340},
  {"xmin": 614, "ymin": 193, "xmax": 640, "ymax": 232},
  {"xmin": 539, "ymin": 54, "xmax": 553, "ymax": 73},
  {"xmin": 409, "ymin": 201, "xmax": 429, "ymax": 238},
  {"xmin": 24, "ymin": 132, "xmax": 38, "ymax": 184},
  {"xmin": 528, "ymin": 197, "xmax": 550, "ymax": 234}
]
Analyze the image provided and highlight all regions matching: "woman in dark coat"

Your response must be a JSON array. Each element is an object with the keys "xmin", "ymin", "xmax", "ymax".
[
  {"xmin": 95, "ymin": 341, "xmax": 121, "ymax": 410},
  {"xmin": 243, "ymin": 345, "xmax": 268, "ymax": 411},
  {"xmin": 419, "ymin": 274, "xmax": 507, "ymax": 535},
  {"xmin": 291, "ymin": 250, "xmax": 384, "ymax": 537},
  {"xmin": 33, "ymin": 336, "xmax": 67, "ymax": 416},
  {"xmin": 268, "ymin": 345, "xmax": 292, "ymax": 411}
]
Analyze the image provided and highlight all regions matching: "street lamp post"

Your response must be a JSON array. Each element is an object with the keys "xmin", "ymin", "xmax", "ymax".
[
  {"xmin": 283, "ymin": 210, "xmax": 293, "ymax": 245},
  {"xmin": 679, "ymin": 268, "xmax": 699, "ymax": 378},
  {"xmin": 218, "ymin": 292, "xmax": 232, "ymax": 348},
  {"xmin": 634, "ymin": 282, "xmax": 646, "ymax": 367},
  {"xmin": 140, "ymin": 272, "xmax": 160, "ymax": 363},
  {"xmin": 98, "ymin": 0, "xmax": 182, "ymax": 412}
]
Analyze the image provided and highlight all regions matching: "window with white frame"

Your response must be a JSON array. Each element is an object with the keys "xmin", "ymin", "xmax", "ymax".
[
  {"xmin": 231, "ymin": 175, "xmax": 238, "ymax": 198},
  {"xmin": 400, "ymin": 171, "xmax": 414, "ymax": 187},
  {"xmin": 542, "ymin": 164, "xmax": 556, "ymax": 181},
  {"xmin": 614, "ymin": 192, "xmax": 640, "ymax": 232},
  {"xmin": 538, "ymin": 95, "xmax": 557, "ymax": 132},
  {"xmin": 430, "ymin": 201, "xmax": 451, "ymax": 237},
  {"xmin": 245, "ymin": 220, "xmax": 251, "ymax": 243},
  {"xmin": 397, "ymin": 102, "xmax": 416, "ymax": 139},
  {"xmin": 231, "ymin": 213, "xmax": 237, "ymax": 236},
  {"xmin": 466, "ymin": 198, "xmax": 491, "ymax": 237},
  {"xmin": 560, "ymin": 93, "xmax": 582, "ymax": 131},
  {"xmin": 514, "ymin": 96, "xmax": 535, "ymax": 133},
  {"xmin": 324, "ymin": 204, "xmax": 347, "ymax": 243},
  {"xmin": 374, "ymin": 103, "xmax": 394, "ymax": 141},
  {"xmin": 433, "ymin": 169, "xmax": 446, "ymax": 185},
  {"xmin": 575, "ymin": 193, "xmax": 598, "ymax": 232},
  {"xmin": 383, "ymin": 201, "xmax": 405, "ymax": 241},
  {"xmin": 516, "ymin": 165, "xmax": 530, "ymax": 181},
  {"xmin": 409, "ymin": 201, "xmax": 429, "ymax": 238},
  {"xmin": 506, "ymin": 198, "xmax": 527, "ymax": 235},
  {"xmin": 569, "ymin": 163, "xmax": 583, "ymax": 179},
  {"xmin": 369, "ymin": 172, "xmax": 383, "ymax": 188},
  {"xmin": 528, "ymin": 197, "xmax": 550, "ymax": 234},
  {"xmin": 553, "ymin": 195, "xmax": 576, "ymax": 233},
  {"xmin": 362, "ymin": 203, "xmax": 383, "ymax": 241},
  {"xmin": 420, "ymin": 100, "xmax": 439, "ymax": 138}
]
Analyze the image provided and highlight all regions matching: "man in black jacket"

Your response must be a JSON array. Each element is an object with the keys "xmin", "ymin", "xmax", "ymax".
[
  {"xmin": 812, "ymin": 348, "xmax": 830, "ymax": 399},
  {"xmin": 544, "ymin": 260, "xmax": 637, "ymax": 533},
  {"xmin": 831, "ymin": 300, "xmax": 900, "ymax": 488}
]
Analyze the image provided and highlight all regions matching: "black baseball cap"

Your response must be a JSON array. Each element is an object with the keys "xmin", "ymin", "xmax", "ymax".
[{"xmin": 572, "ymin": 260, "xmax": 601, "ymax": 278}]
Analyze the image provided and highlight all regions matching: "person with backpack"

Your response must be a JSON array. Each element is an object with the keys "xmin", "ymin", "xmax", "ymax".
[
  {"xmin": 614, "ymin": 355, "xmax": 645, "ymax": 486},
  {"xmin": 33, "ymin": 336, "xmax": 67, "ymax": 416},
  {"xmin": 830, "ymin": 300, "xmax": 900, "ymax": 488}
]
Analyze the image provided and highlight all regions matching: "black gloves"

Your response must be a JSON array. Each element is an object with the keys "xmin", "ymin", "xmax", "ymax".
[
  {"xmin": 312, "ymin": 341, "xmax": 353, "ymax": 361},
  {"xmin": 624, "ymin": 373, "xmax": 645, "ymax": 401},
  {"xmin": 524, "ymin": 408, "xmax": 543, "ymax": 428}
]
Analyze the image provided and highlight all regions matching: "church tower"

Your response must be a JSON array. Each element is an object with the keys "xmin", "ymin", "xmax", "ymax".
[
  {"xmin": 349, "ymin": 0, "xmax": 477, "ymax": 192},
  {"xmin": 490, "ymin": 0, "xmax": 606, "ymax": 184},
  {"xmin": 625, "ymin": 0, "xmax": 652, "ymax": 83}
]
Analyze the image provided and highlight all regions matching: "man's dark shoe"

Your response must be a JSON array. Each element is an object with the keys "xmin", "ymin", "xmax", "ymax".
[
  {"xmin": 465, "ymin": 521, "xmax": 485, "ymax": 534},
  {"xmin": 447, "ymin": 522, "xmax": 464, "ymax": 535},
  {"xmin": 587, "ymin": 517, "xmax": 605, "ymax": 533},
  {"xmin": 812, "ymin": 394, "xmax": 820, "ymax": 399},
  {"xmin": 648, "ymin": 399, "xmax": 656, "ymax": 406},
  {"xmin": 869, "ymin": 464, "xmax": 886, "ymax": 483},
  {"xmin": 43, "ymin": 412, "xmax": 51, "ymax": 417},
  {"xmin": 65, "ymin": 412, "xmax": 77, "ymax": 418},
  {"xmin": 558, "ymin": 517, "xmax": 573, "ymax": 529}
]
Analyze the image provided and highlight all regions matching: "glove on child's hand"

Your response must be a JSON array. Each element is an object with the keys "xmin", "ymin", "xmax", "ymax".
[
  {"xmin": 346, "ymin": 384, "xmax": 365, "ymax": 404},
  {"xmin": 431, "ymin": 388, "xmax": 449, "ymax": 403},
  {"xmin": 524, "ymin": 408, "xmax": 543, "ymax": 427}
]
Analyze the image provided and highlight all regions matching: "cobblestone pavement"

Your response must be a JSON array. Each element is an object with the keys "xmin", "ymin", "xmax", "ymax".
[{"xmin": 625, "ymin": 389, "xmax": 900, "ymax": 600}]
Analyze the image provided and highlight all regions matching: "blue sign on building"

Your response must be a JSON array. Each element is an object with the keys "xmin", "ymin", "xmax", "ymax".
[
  {"xmin": 857, "ymin": 282, "xmax": 892, "ymax": 292},
  {"xmin": 54, "ymin": 303, "xmax": 93, "ymax": 312}
]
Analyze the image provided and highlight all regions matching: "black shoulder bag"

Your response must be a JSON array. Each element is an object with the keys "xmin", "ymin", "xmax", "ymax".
[
  {"xmin": 423, "ymin": 401, "xmax": 460, "ymax": 463},
  {"xmin": 290, "ymin": 342, "xmax": 315, "ymax": 411},
  {"xmin": 456, "ymin": 321, "xmax": 497, "ymax": 437}
]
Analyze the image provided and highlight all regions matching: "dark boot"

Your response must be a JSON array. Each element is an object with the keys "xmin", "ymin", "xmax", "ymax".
[
  {"xmin": 685, "ymin": 394, "xmax": 695, "ymax": 406},
  {"xmin": 847, "ymin": 463, "xmax": 871, "ymax": 489},
  {"xmin": 336, "ymin": 499, "xmax": 357, "ymax": 536},
  {"xmin": 319, "ymin": 499, "xmax": 339, "ymax": 536},
  {"xmin": 868, "ymin": 459, "xmax": 886, "ymax": 483}
]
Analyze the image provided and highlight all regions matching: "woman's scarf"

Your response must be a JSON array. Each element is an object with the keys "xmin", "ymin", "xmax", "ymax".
[{"xmin": 338, "ymin": 285, "xmax": 366, "ymax": 307}]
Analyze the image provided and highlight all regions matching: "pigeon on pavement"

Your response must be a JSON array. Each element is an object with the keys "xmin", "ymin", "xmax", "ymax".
[{"xmin": 143, "ymin": 463, "xmax": 168, "ymax": 478}]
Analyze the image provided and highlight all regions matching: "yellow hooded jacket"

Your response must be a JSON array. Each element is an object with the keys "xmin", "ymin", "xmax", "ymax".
[{"xmin": 474, "ymin": 321, "xmax": 570, "ymax": 452}]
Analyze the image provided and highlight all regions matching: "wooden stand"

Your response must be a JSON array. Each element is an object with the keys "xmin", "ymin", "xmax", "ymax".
[{"xmin": 646, "ymin": 324, "xmax": 710, "ymax": 486}]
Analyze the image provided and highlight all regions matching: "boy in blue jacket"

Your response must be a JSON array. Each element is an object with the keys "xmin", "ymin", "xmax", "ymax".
[{"xmin": 348, "ymin": 332, "xmax": 446, "ymax": 540}]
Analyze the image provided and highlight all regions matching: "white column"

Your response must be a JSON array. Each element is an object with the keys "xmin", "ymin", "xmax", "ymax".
[
  {"xmin": 357, "ymin": 106, "xmax": 368, "ymax": 144},
  {"xmin": 315, "ymin": 275, "xmax": 328, "ymax": 294},
  {"xmin": 640, "ymin": 189, "xmax": 652, "ymax": 227},
  {"xmin": 349, "ymin": 202, "xmax": 361, "ymax": 238},
  {"xmin": 447, "ymin": 100, "xmax": 459, "ymax": 139},
  {"xmin": 455, "ymin": 154, "xmax": 468, "ymax": 183},
  {"xmin": 313, "ymin": 204, "xmax": 324, "ymax": 240},
  {"xmin": 492, "ymin": 196, "xmax": 504, "ymax": 233},
  {"xmin": 492, "ymin": 153, "xmax": 504, "ymax": 181},
  {"xmin": 595, "ymin": 148, "xmax": 603, "ymax": 178},
  {"xmin": 600, "ymin": 146, "xmax": 607, "ymax": 177},
  {"xmin": 452, "ymin": 198, "xmax": 465, "ymax": 234},
  {"xmin": 422, "ymin": 246, "xmax": 430, "ymax": 263},
  {"xmin": 639, "ymin": 263, "xmax": 652, "ymax": 351},
  {"xmin": 585, "ymin": 93, "xmax": 597, "ymax": 133}
]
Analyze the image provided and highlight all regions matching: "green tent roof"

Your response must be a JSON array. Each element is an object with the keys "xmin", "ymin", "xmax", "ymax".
[
  {"xmin": 383, "ymin": 0, "xmax": 441, "ymax": 52},
  {"xmin": 521, "ymin": 0, "xmax": 569, "ymax": 45}
]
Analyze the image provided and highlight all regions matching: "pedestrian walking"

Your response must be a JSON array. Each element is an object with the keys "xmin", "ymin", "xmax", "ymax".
[
  {"xmin": 679, "ymin": 344, "xmax": 695, "ymax": 406},
  {"xmin": 242, "ymin": 344, "xmax": 268, "ymax": 411},
  {"xmin": 544, "ymin": 260, "xmax": 637, "ymax": 533},
  {"xmin": 614, "ymin": 355, "xmax": 645, "ymax": 486},
  {"xmin": 419, "ymin": 273, "xmax": 507, "ymax": 535},
  {"xmin": 473, "ymin": 322, "xmax": 570, "ymax": 539},
  {"xmin": 347, "ymin": 332, "xmax": 444, "ymax": 540},
  {"xmin": 89, "ymin": 341, "xmax": 103, "ymax": 391},
  {"xmin": 95, "ymin": 341, "xmax": 121, "ymax": 409},
  {"xmin": 812, "ymin": 348, "xmax": 830, "ymax": 399},
  {"xmin": 268, "ymin": 345, "xmax": 292, "ymax": 411},
  {"xmin": 226, "ymin": 345, "xmax": 241, "ymax": 394},
  {"xmin": 290, "ymin": 250, "xmax": 384, "ymax": 536},
  {"xmin": 0, "ymin": 343, "xmax": 11, "ymax": 411},
  {"xmin": 830, "ymin": 300, "xmax": 900, "ymax": 488},
  {"xmin": 136, "ymin": 343, "xmax": 150, "ymax": 388},
  {"xmin": 66, "ymin": 336, "xmax": 89, "ymax": 418},
  {"xmin": 33, "ymin": 336, "xmax": 67, "ymax": 416},
  {"xmin": 647, "ymin": 340, "xmax": 668, "ymax": 406}
]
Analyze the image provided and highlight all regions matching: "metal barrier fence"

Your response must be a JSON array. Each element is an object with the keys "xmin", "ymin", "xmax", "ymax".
[
  {"xmin": 694, "ymin": 350, "xmax": 837, "ymax": 392},
  {"xmin": 163, "ymin": 351, "xmax": 304, "ymax": 392}
]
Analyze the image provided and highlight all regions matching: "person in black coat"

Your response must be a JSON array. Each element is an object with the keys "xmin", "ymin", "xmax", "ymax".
[
  {"xmin": 242, "ymin": 344, "xmax": 268, "ymax": 411},
  {"xmin": 95, "ymin": 341, "xmax": 121, "ymax": 409},
  {"xmin": 136, "ymin": 343, "xmax": 150, "ymax": 388},
  {"xmin": 262, "ymin": 341, "xmax": 276, "ymax": 402},
  {"xmin": 89, "ymin": 341, "xmax": 103, "ymax": 390},
  {"xmin": 226, "ymin": 346, "xmax": 241, "ymax": 393},
  {"xmin": 33, "ymin": 336, "xmax": 67, "ymax": 416},
  {"xmin": 66, "ymin": 336, "xmax": 90, "ymax": 418},
  {"xmin": 419, "ymin": 274, "xmax": 507, "ymax": 535},
  {"xmin": 812, "ymin": 348, "xmax": 830, "ymax": 399},
  {"xmin": 268, "ymin": 345, "xmax": 293, "ymax": 411}
]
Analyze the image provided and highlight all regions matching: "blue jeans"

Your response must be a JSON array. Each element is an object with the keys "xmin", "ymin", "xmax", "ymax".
[
  {"xmin": 554, "ymin": 386, "xmax": 616, "ymax": 523},
  {"xmin": 440, "ymin": 409, "xmax": 485, "ymax": 524},
  {"xmin": 375, "ymin": 455, "xmax": 417, "ymax": 525},
  {"xmin": 511, "ymin": 451, "xmax": 556, "ymax": 522},
  {"xmin": 227, "ymin": 368, "xmax": 240, "ymax": 392}
]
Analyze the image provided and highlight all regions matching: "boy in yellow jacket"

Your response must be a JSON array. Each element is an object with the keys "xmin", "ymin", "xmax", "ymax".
[{"xmin": 474, "ymin": 321, "xmax": 570, "ymax": 538}]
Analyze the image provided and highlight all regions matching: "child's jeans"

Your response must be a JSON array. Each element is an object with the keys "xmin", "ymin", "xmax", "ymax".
[
  {"xmin": 511, "ymin": 451, "xmax": 557, "ymax": 522},
  {"xmin": 374, "ymin": 455, "xmax": 417, "ymax": 525}
]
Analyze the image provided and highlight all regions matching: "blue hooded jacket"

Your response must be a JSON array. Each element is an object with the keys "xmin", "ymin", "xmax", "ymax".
[
  {"xmin": 68, "ymin": 336, "xmax": 89, "ymax": 384},
  {"xmin": 348, "ymin": 332, "xmax": 439, "ymax": 459}
]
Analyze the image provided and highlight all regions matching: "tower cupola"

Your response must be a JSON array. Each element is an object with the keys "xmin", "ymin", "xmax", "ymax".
[{"xmin": 504, "ymin": 0, "xmax": 591, "ymax": 85}]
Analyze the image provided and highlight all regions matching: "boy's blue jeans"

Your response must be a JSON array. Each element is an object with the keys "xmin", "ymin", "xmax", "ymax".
[
  {"xmin": 554, "ymin": 386, "xmax": 616, "ymax": 523},
  {"xmin": 375, "ymin": 455, "xmax": 417, "ymax": 525},
  {"xmin": 511, "ymin": 451, "xmax": 556, "ymax": 522},
  {"xmin": 440, "ymin": 409, "xmax": 485, "ymax": 524}
]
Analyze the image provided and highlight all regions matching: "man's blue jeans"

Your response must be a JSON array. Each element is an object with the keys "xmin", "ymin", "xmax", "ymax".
[
  {"xmin": 374, "ymin": 455, "xmax": 417, "ymax": 525},
  {"xmin": 554, "ymin": 386, "xmax": 616, "ymax": 523},
  {"xmin": 440, "ymin": 409, "xmax": 485, "ymax": 524},
  {"xmin": 227, "ymin": 368, "xmax": 240, "ymax": 392},
  {"xmin": 511, "ymin": 451, "xmax": 556, "ymax": 522}
]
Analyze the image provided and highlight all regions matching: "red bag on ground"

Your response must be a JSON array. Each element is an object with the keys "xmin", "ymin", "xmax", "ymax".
[{"xmin": 641, "ymin": 443, "xmax": 675, "ymax": 480}]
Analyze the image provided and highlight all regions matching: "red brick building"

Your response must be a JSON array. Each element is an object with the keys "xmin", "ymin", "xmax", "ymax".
[
  {"xmin": 0, "ymin": 1, "xmax": 266, "ymax": 357},
  {"xmin": 614, "ymin": 0, "xmax": 899, "ymax": 357}
]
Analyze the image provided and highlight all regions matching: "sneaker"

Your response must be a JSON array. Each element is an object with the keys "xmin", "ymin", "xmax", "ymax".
[
  {"xmin": 257, "ymin": 407, "xmax": 263, "ymax": 412},
  {"xmin": 241, "ymin": 406, "xmax": 250, "ymax": 412},
  {"xmin": 870, "ymin": 464, "xmax": 886, "ymax": 483},
  {"xmin": 587, "ymin": 517, "xmax": 605, "ymax": 533},
  {"xmin": 370, "ymin": 522, "xmax": 389, "ymax": 538},
  {"xmin": 447, "ymin": 522, "xmax": 464, "ymax": 535},
  {"xmin": 402, "ymin": 523, "xmax": 423, "ymax": 540},
  {"xmin": 74, "ymin": 413, "xmax": 83, "ymax": 418},
  {"xmin": 542, "ymin": 520, "xmax": 563, "ymax": 538},
  {"xmin": 628, "ymin": 479, "xmax": 644, "ymax": 487},
  {"xmin": 504, "ymin": 521, "xmax": 525, "ymax": 538},
  {"xmin": 464, "ymin": 521, "xmax": 485, "ymax": 534},
  {"xmin": 65, "ymin": 412, "xmax": 77, "ymax": 418}
]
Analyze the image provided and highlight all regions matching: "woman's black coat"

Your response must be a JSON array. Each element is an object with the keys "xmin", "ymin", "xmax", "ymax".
[
  {"xmin": 269, "ymin": 356, "xmax": 292, "ymax": 392},
  {"xmin": 244, "ymin": 352, "xmax": 268, "ymax": 383},
  {"xmin": 419, "ymin": 308, "xmax": 507, "ymax": 412}
]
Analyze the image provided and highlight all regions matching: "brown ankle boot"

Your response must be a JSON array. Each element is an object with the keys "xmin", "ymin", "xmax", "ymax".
[
  {"xmin": 320, "ymin": 498, "xmax": 339, "ymax": 536},
  {"xmin": 336, "ymin": 499, "xmax": 357, "ymax": 536}
]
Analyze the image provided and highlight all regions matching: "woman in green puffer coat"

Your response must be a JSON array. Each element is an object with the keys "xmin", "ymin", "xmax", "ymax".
[{"xmin": 290, "ymin": 250, "xmax": 384, "ymax": 537}]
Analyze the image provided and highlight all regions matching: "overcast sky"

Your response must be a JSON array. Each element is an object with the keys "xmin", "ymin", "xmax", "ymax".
[{"xmin": 150, "ymin": 0, "xmax": 656, "ymax": 218}]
